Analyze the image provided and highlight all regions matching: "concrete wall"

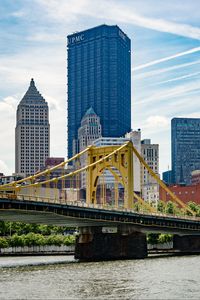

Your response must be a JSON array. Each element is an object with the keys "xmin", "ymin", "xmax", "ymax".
[{"xmin": 0, "ymin": 245, "xmax": 75, "ymax": 255}]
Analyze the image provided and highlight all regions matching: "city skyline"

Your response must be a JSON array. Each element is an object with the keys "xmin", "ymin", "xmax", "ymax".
[{"xmin": 0, "ymin": 0, "xmax": 200, "ymax": 175}]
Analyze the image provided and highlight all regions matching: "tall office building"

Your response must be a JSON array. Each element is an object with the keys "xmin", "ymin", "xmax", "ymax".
[
  {"xmin": 171, "ymin": 118, "xmax": 200, "ymax": 185},
  {"xmin": 125, "ymin": 130, "xmax": 141, "ymax": 193},
  {"xmin": 78, "ymin": 107, "xmax": 102, "ymax": 151},
  {"xmin": 15, "ymin": 79, "xmax": 50, "ymax": 176},
  {"xmin": 141, "ymin": 139, "xmax": 159, "ymax": 204},
  {"xmin": 77, "ymin": 107, "xmax": 102, "ymax": 188},
  {"xmin": 67, "ymin": 24, "xmax": 131, "ymax": 158}
]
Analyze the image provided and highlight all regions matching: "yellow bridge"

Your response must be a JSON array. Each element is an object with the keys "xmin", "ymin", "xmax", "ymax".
[
  {"xmin": 0, "ymin": 141, "xmax": 200, "ymax": 260},
  {"xmin": 0, "ymin": 141, "xmax": 195, "ymax": 216}
]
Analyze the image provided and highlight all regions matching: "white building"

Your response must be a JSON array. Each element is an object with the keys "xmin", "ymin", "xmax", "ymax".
[
  {"xmin": 15, "ymin": 79, "xmax": 50, "ymax": 176},
  {"xmin": 141, "ymin": 139, "xmax": 159, "ymax": 204},
  {"xmin": 78, "ymin": 107, "xmax": 102, "ymax": 151},
  {"xmin": 93, "ymin": 131, "xmax": 141, "ymax": 193},
  {"xmin": 77, "ymin": 108, "xmax": 102, "ymax": 188},
  {"xmin": 125, "ymin": 130, "xmax": 141, "ymax": 193}
]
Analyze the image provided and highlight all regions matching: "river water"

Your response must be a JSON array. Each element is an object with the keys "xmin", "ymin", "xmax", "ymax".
[{"xmin": 0, "ymin": 255, "xmax": 199, "ymax": 299}]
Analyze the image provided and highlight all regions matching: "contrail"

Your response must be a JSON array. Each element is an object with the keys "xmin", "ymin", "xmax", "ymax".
[{"xmin": 134, "ymin": 47, "xmax": 200, "ymax": 71}]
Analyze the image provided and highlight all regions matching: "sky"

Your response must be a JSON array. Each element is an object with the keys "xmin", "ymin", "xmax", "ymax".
[{"xmin": 0, "ymin": 0, "xmax": 200, "ymax": 176}]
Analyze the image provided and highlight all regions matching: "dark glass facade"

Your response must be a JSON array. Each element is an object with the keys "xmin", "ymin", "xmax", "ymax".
[
  {"xmin": 67, "ymin": 24, "xmax": 131, "ymax": 158},
  {"xmin": 171, "ymin": 118, "xmax": 200, "ymax": 185},
  {"xmin": 162, "ymin": 170, "xmax": 172, "ymax": 185}
]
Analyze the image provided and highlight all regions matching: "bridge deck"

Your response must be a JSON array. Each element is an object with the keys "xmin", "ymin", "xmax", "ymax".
[{"xmin": 0, "ymin": 198, "xmax": 200, "ymax": 235}]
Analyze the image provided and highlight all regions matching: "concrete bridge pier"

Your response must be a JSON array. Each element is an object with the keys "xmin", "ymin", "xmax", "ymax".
[
  {"xmin": 173, "ymin": 234, "xmax": 200, "ymax": 254},
  {"xmin": 75, "ymin": 226, "xmax": 147, "ymax": 261}
]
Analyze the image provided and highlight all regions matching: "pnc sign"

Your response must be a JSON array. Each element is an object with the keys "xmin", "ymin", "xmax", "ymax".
[{"xmin": 68, "ymin": 34, "xmax": 84, "ymax": 45}]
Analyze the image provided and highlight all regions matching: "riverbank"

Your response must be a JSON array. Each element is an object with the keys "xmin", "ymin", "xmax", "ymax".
[
  {"xmin": 0, "ymin": 242, "xmax": 176, "ymax": 258},
  {"xmin": 0, "ymin": 255, "xmax": 75, "ymax": 268},
  {"xmin": 0, "ymin": 244, "xmax": 75, "ymax": 256}
]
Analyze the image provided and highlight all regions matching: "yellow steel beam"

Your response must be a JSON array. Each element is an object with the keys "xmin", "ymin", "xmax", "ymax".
[
  {"xmin": 0, "ymin": 146, "xmax": 92, "ymax": 189},
  {"xmin": 132, "ymin": 144, "xmax": 195, "ymax": 216},
  {"xmin": 9, "ymin": 142, "xmax": 129, "ymax": 191},
  {"xmin": 86, "ymin": 141, "xmax": 133, "ymax": 209},
  {"xmin": 133, "ymin": 192, "xmax": 156, "ymax": 213}
]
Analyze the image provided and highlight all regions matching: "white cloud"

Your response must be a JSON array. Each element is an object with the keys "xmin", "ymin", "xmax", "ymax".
[
  {"xmin": 142, "ymin": 115, "xmax": 169, "ymax": 131},
  {"xmin": 10, "ymin": 10, "xmax": 26, "ymax": 18},
  {"xmin": 0, "ymin": 96, "xmax": 17, "ymax": 175},
  {"xmin": 0, "ymin": 160, "xmax": 12, "ymax": 176},
  {"xmin": 136, "ymin": 80, "xmax": 200, "ymax": 105},
  {"xmin": 36, "ymin": 0, "xmax": 200, "ymax": 40},
  {"xmin": 151, "ymin": 71, "xmax": 200, "ymax": 86},
  {"xmin": 27, "ymin": 33, "xmax": 63, "ymax": 43},
  {"xmin": 134, "ymin": 60, "xmax": 200, "ymax": 80}
]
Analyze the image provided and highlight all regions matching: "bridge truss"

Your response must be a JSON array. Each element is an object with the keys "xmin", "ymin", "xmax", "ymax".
[{"xmin": 0, "ymin": 142, "xmax": 195, "ymax": 216}]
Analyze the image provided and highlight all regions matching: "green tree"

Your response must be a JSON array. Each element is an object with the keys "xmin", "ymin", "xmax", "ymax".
[
  {"xmin": 187, "ymin": 201, "xmax": 200, "ymax": 216},
  {"xmin": 46, "ymin": 235, "xmax": 64, "ymax": 246},
  {"xmin": 8, "ymin": 234, "xmax": 25, "ymax": 247},
  {"xmin": 165, "ymin": 201, "xmax": 177, "ymax": 215},
  {"xmin": 147, "ymin": 233, "xmax": 159, "ymax": 245},
  {"xmin": 0, "ymin": 237, "xmax": 9, "ymax": 248},
  {"xmin": 157, "ymin": 200, "xmax": 166, "ymax": 213},
  {"xmin": 158, "ymin": 234, "xmax": 173, "ymax": 244},
  {"xmin": 0, "ymin": 222, "xmax": 10, "ymax": 236},
  {"xmin": 63, "ymin": 235, "xmax": 76, "ymax": 245}
]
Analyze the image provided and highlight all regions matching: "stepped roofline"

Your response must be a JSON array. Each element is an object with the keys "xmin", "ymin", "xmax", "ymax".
[{"xmin": 20, "ymin": 78, "xmax": 46, "ymax": 105}]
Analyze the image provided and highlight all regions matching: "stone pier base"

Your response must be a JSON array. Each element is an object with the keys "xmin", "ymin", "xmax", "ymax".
[
  {"xmin": 75, "ymin": 226, "xmax": 147, "ymax": 261},
  {"xmin": 173, "ymin": 235, "xmax": 200, "ymax": 253}
]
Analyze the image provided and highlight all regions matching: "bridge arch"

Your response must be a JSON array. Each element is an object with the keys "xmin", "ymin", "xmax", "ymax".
[{"xmin": 86, "ymin": 142, "xmax": 133, "ymax": 209}]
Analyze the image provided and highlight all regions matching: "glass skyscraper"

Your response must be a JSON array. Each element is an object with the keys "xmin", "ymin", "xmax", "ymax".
[
  {"xmin": 67, "ymin": 24, "xmax": 131, "ymax": 158},
  {"xmin": 171, "ymin": 118, "xmax": 200, "ymax": 185}
]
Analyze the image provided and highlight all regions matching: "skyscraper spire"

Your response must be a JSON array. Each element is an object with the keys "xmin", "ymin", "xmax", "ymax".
[
  {"xmin": 30, "ymin": 78, "xmax": 35, "ymax": 87},
  {"xmin": 20, "ymin": 78, "xmax": 45, "ymax": 104}
]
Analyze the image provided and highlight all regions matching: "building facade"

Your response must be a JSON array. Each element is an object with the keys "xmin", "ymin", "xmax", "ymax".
[
  {"xmin": 93, "ymin": 133, "xmax": 141, "ymax": 193},
  {"xmin": 78, "ymin": 107, "xmax": 102, "ymax": 188},
  {"xmin": 171, "ymin": 118, "xmax": 200, "ymax": 185},
  {"xmin": 78, "ymin": 107, "xmax": 102, "ymax": 152},
  {"xmin": 162, "ymin": 170, "xmax": 173, "ymax": 185},
  {"xmin": 125, "ymin": 130, "xmax": 141, "ymax": 193},
  {"xmin": 191, "ymin": 170, "xmax": 200, "ymax": 185},
  {"xmin": 15, "ymin": 79, "xmax": 50, "ymax": 176},
  {"xmin": 67, "ymin": 24, "xmax": 131, "ymax": 158},
  {"xmin": 141, "ymin": 139, "xmax": 159, "ymax": 204},
  {"xmin": 0, "ymin": 174, "xmax": 24, "ymax": 185},
  {"xmin": 159, "ymin": 184, "xmax": 200, "ymax": 205}
]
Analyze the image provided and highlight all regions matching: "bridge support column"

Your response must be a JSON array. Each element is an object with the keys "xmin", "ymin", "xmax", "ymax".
[
  {"xmin": 173, "ymin": 235, "xmax": 200, "ymax": 253},
  {"xmin": 75, "ymin": 226, "xmax": 147, "ymax": 261}
]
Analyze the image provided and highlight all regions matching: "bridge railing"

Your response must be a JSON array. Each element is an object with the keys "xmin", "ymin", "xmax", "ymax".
[
  {"xmin": 0, "ymin": 192, "xmax": 199, "ymax": 222},
  {"xmin": 0, "ymin": 141, "xmax": 198, "ymax": 219}
]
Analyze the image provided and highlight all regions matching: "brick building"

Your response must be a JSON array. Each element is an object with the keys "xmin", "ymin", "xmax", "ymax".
[{"xmin": 159, "ymin": 184, "xmax": 200, "ymax": 205}]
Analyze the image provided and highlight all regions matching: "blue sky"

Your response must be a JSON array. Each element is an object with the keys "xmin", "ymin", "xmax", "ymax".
[{"xmin": 0, "ymin": 0, "xmax": 200, "ymax": 176}]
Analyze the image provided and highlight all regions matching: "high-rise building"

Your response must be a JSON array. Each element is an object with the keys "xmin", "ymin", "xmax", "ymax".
[
  {"xmin": 78, "ymin": 107, "xmax": 102, "ymax": 189},
  {"xmin": 78, "ymin": 107, "xmax": 102, "ymax": 152},
  {"xmin": 67, "ymin": 24, "xmax": 131, "ymax": 158},
  {"xmin": 162, "ymin": 170, "xmax": 172, "ymax": 185},
  {"xmin": 171, "ymin": 118, "xmax": 200, "ymax": 185},
  {"xmin": 125, "ymin": 130, "xmax": 141, "ymax": 193},
  {"xmin": 15, "ymin": 79, "xmax": 50, "ymax": 176},
  {"xmin": 141, "ymin": 139, "xmax": 159, "ymax": 204}
]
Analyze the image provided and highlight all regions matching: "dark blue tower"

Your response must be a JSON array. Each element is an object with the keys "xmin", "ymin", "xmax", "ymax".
[
  {"xmin": 67, "ymin": 24, "xmax": 131, "ymax": 158},
  {"xmin": 171, "ymin": 117, "xmax": 200, "ymax": 185}
]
